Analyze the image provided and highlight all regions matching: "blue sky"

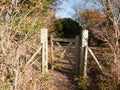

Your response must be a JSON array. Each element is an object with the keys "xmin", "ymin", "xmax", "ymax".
[{"xmin": 55, "ymin": 0, "xmax": 99, "ymax": 18}]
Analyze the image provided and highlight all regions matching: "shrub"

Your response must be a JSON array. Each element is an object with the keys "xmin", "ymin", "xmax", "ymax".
[
  {"xmin": 54, "ymin": 18, "xmax": 82, "ymax": 38},
  {"xmin": 75, "ymin": 76, "xmax": 90, "ymax": 90}
]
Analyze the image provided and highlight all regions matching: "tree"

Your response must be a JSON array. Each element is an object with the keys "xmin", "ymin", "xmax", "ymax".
[
  {"xmin": 73, "ymin": 0, "xmax": 120, "ymax": 88},
  {"xmin": 102, "ymin": 0, "xmax": 119, "ymax": 84},
  {"xmin": 54, "ymin": 18, "xmax": 82, "ymax": 38},
  {"xmin": 0, "ymin": 1, "xmax": 63, "ymax": 89},
  {"xmin": 0, "ymin": 0, "xmax": 61, "ymax": 17},
  {"xmin": 79, "ymin": 9, "xmax": 106, "ymax": 28},
  {"xmin": 88, "ymin": 0, "xmax": 120, "ymax": 86},
  {"xmin": 0, "ymin": 0, "xmax": 61, "ymax": 33}
]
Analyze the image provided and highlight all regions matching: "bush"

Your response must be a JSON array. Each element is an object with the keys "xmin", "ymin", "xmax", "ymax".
[
  {"xmin": 54, "ymin": 18, "xmax": 82, "ymax": 38},
  {"xmin": 75, "ymin": 76, "xmax": 91, "ymax": 90}
]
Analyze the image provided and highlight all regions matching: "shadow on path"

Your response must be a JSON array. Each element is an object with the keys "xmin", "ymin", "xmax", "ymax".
[{"xmin": 52, "ymin": 48, "xmax": 79, "ymax": 90}]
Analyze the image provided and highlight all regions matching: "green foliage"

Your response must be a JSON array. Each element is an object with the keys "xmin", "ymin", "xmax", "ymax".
[
  {"xmin": 0, "ymin": 0, "xmax": 58, "ymax": 40},
  {"xmin": 10, "ymin": 15, "xmax": 44, "ymax": 40},
  {"xmin": 0, "ymin": 86, "xmax": 9, "ymax": 90},
  {"xmin": 75, "ymin": 76, "xmax": 90, "ymax": 90},
  {"xmin": 54, "ymin": 19, "xmax": 63, "ymax": 37},
  {"xmin": 97, "ymin": 81, "xmax": 108, "ymax": 90},
  {"xmin": 54, "ymin": 18, "xmax": 82, "ymax": 38}
]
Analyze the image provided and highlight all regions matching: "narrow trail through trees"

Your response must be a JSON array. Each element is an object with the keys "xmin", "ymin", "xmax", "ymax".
[{"xmin": 50, "ymin": 47, "xmax": 78, "ymax": 90}]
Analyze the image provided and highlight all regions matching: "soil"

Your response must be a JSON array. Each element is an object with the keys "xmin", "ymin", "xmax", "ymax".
[{"xmin": 49, "ymin": 46, "xmax": 79, "ymax": 90}]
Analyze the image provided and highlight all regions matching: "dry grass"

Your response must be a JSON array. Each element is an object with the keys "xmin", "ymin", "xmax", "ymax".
[
  {"xmin": 0, "ymin": 2, "xmax": 56, "ymax": 89},
  {"xmin": 0, "ymin": 18, "xmax": 53, "ymax": 90},
  {"xmin": 86, "ymin": 46, "xmax": 120, "ymax": 90}
]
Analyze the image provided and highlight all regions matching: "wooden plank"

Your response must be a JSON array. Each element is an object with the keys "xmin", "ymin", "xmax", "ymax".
[
  {"xmin": 80, "ymin": 29, "xmax": 89, "ymax": 77},
  {"xmin": 41, "ymin": 28, "xmax": 48, "ymax": 74},
  {"xmin": 25, "ymin": 46, "xmax": 42, "ymax": 66},
  {"xmin": 75, "ymin": 35, "xmax": 80, "ymax": 72},
  {"xmin": 41, "ymin": 29, "xmax": 47, "ymax": 43},
  {"xmin": 83, "ymin": 47, "xmax": 88, "ymax": 77},
  {"xmin": 61, "ymin": 42, "xmax": 72, "ymax": 58},
  {"xmin": 52, "ymin": 38, "xmax": 76, "ymax": 43},
  {"xmin": 82, "ymin": 29, "xmax": 89, "ymax": 47},
  {"xmin": 88, "ymin": 47, "xmax": 103, "ymax": 71},
  {"xmin": 56, "ymin": 42, "xmax": 64, "ymax": 50},
  {"xmin": 50, "ymin": 35, "xmax": 55, "ymax": 70},
  {"xmin": 45, "ymin": 29, "xmax": 48, "ymax": 72}
]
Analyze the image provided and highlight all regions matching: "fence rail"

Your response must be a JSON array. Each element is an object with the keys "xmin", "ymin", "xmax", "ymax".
[
  {"xmin": 52, "ymin": 38, "xmax": 76, "ymax": 43},
  {"xmin": 50, "ymin": 35, "xmax": 80, "ymax": 70}
]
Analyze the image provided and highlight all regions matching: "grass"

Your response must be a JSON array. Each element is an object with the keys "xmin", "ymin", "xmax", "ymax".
[{"xmin": 0, "ymin": 14, "xmax": 52, "ymax": 90}]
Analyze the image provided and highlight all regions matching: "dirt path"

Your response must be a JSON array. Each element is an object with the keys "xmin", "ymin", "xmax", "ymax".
[{"xmin": 50, "ymin": 48, "xmax": 78, "ymax": 90}]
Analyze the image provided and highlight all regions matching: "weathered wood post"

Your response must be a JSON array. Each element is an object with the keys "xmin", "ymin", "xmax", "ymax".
[
  {"xmin": 50, "ymin": 35, "xmax": 54, "ymax": 70},
  {"xmin": 75, "ymin": 35, "xmax": 80, "ymax": 72},
  {"xmin": 41, "ymin": 28, "xmax": 48, "ymax": 74},
  {"xmin": 80, "ymin": 29, "xmax": 89, "ymax": 77}
]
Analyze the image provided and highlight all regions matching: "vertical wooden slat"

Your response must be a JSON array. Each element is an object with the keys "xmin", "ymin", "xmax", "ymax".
[
  {"xmin": 50, "ymin": 35, "xmax": 54, "ymax": 70},
  {"xmin": 83, "ymin": 46, "xmax": 88, "ymax": 77},
  {"xmin": 80, "ymin": 29, "xmax": 89, "ymax": 77},
  {"xmin": 75, "ymin": 35, "xmax": 80, "ymax": 72},
  {"xmin": 41, "ymin": 28, "xmax": 48, "ymax": 74},
  {"xmin": 46, "ymin": 29, "xmax": 48, "ymax": 73}
]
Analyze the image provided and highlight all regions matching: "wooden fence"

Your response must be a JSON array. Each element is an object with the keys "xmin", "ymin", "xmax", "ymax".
[
  {"xmin": 50, "ymin": 35, "xmax": 80, "ymax": 70},
  {"xmin": 38, "ymin": 28, "xmax": 103, "ymax": 77},
  {"xmin": 41, "ymin": 28, "xmax": 48, "ymax": 74}
]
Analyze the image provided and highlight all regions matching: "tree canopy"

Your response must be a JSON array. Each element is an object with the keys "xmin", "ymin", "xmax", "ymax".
[
  {"xmin": 79, "ymin": 9, "xmax": 106, "ymax": 27},
  {"xmin": 54, "ymin": 18, "xmax": 82, "ymax": 38},
  {"xmin": 0, "ymin": 0, "xmax": 60, "ymax": 17}
]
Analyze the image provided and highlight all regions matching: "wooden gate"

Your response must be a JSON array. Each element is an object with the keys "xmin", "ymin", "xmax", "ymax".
[{"xmin": 50, "ymin": 35, "xmax": 80, "ymax": 70}]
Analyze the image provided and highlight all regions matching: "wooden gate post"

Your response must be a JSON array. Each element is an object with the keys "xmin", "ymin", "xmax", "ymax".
[
  {"xmin": 50, "ymin": 35, "xmax": 55, "ymax": 70},
  {"xmin": 41, "ymin": 28, "xmax": 48, "ymax": 74},
  {"xmin": 75, "ymin": 35, "xmax": 80, "ymax": 72},
  {"xmin": 80, "ymin": 29, "xmax": 89, "ymax": 77}
]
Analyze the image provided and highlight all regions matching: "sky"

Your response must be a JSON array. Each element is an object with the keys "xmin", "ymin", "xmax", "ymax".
[{"xmin": 55, "ymin": 0, "xmax": 99, "ymax": 18}]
